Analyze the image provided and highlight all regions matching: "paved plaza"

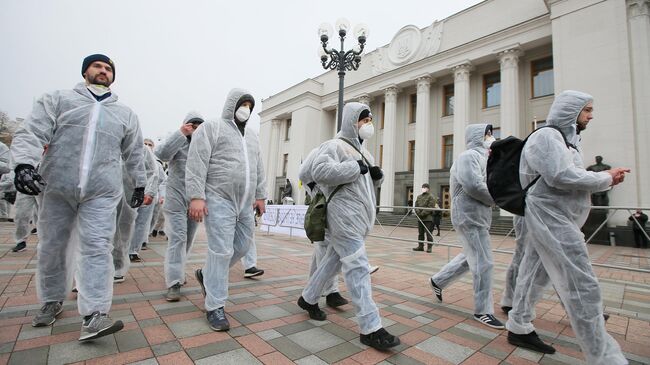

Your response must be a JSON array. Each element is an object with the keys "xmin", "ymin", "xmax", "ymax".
[{"xmin": 1, "ymin": 221, "xmax": 649, "ymax": 365}]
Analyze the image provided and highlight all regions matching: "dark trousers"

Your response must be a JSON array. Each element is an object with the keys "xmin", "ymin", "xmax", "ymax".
[
  {"xmin": 633, "ymin": 229, "xmax": 649, "ymax": 248},
  {"xmin": 418, "ymin": 221, "xmax": 435, "ymax": 243}
]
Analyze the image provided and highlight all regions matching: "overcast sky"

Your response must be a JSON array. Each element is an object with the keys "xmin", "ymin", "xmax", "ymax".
[{"xmin": 1, "ymin": 0, "xmax": 481, "ymax": 141}]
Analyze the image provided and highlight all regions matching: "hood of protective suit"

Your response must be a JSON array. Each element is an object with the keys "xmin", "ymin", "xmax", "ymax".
[
  {"xmin": 465, "ymin": 123, "xmax": 490, "ymax": 151},
  {"xmin": 221, "ymin": 89, "xmax": 255, "ymax": 122},
  {"xmin": 546, "ymin": 90, "xmax": 592, "ymax": 141},
  {"xmin": 337, "ymin": 102, "xmax": 369, "ymax": 148},
  {"xmin": 184, "ymin": 110, "xmax": 204, "ymax": 124}
]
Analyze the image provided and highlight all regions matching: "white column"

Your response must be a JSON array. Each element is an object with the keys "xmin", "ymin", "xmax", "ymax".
[
  {"xmin": 413, "ymin": 75, "xmax": 432, "ymax": 194},
  {"xmin": 358, "ymin": 94, "xmax": 371, "ymax": 107},
  {"xmin": 265, "ymin": 120, "xmax": 281, "ymax": 202},
  {"xmin": 628, "ymin": 0, "xmax": 650, "ymax": 206},
  {"xmin": 379, "ymin": 86, "xmax": 399, "ymax": 211},
  {"xmin": 498, "ymin": 47, "xmax": 523, "ymax": 138},
  {"xmin": 452, "ymin": 62, "xmax": 473, "ymax": 160}
]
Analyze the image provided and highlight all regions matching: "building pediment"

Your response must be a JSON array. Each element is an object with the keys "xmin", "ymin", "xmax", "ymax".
[{"xmin": 370, "ymin": 21, "xmax": 444, "ymax": 75}]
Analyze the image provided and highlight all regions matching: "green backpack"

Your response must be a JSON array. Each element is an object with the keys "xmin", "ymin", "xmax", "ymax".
[
  {"xmin": 304, "ymin": 184, "xmax": 343, "ymax": 243},
  {"xmin": 303, "ymin": 138, "xmax": 372, "ymax": 243}
]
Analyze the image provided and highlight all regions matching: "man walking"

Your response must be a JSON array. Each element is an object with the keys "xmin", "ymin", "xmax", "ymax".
[{"xmin": 11, "ymin": 54, "xmax": 146, "ymax": 341}]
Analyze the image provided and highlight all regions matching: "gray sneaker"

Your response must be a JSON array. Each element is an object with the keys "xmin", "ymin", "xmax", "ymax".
[
  {"xmin": 165, "ymin": 283, "xmax": 182, "ymax": 302},
  {"xmin": 79, "ymin": 312, "xmax": 124, "ymax": 341},
  {"xmin": 32, "ymin": 301, "xmax": 63, "ymax": 327}
]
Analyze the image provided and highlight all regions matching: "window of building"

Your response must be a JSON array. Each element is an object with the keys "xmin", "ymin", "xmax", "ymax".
[
  {"xmin": 409, "ymin": 94, "xmax": 417, "ymax": 123},
  {"xmin": 531, "ymin": 57, "xmax": 554, "ymax": 98},
  {"xmin": 531, "ymin": 119, "xmax": 547, "ymax": 130},
  {"xmin": 442, "ymin": 135, "xmax": 453, "ymax": 169},
  {"xmin": 483, "ymin": 72, "xmax": 501, "ymax": 108},
  {"xmin": 408, "ymin": 140, "xmax": 415, "ymax": 171},
  {"xmin": 379, "ymin": 145, "xmax": 383, "ymax": 167},
  {"xmin": 285, "ymin": 119, "xmax": 292, "ymax": 141},
  {"xmin": 380, "ymin": 102, "xmax": 385, "ymax": 129},
  {"xmin": 282, "ymin": 153, "xmax": 288, "ymax": 176},
  {"xmin": 443, "ymin": 84, "xmax": 454, "ymax": 116}
]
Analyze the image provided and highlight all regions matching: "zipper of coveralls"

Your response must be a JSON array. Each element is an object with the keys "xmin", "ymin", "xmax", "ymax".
[
  {"xmin": 233, "ymin": 121, "xmax": 250, "ymax": 217},
  {"xmin": 78, "ymin": 101, "xmax": 101, "ymax": 197}
]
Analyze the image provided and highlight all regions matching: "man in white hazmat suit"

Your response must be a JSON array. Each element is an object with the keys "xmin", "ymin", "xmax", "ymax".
[
  {"xmin": 149, "ymin": 161, "xmax": 167, "ymax": 239},
  {"xmin": 11, "ymin": 192, "xmax": 39, "ymax": 253},
  {"xmin": 112, "ymin": 163, "xmax": 141, "ymax": 284},
  {"xmin": 505, "ymin": 90, "xmax": 629, "ymax": 364},
  {"xmin": 128, "ymin": 143, "xmax": 159, "ymax": 260},
  {"xmin": 297, "ymin": 103, "xmax": 400, "ymax": 350},
  {"xmin": 0, "ymin": 142, "xmax": 12, "ymax": 222},
  {"xmin": 187, "ymin": 89, "xmax": 266, "ymax": 331},
  {"xmin": 155, "ymin": 112, "xmax": 204, "ymax": 302},
  {"xmin": 429, "ymin": 123, "xmax": 504, "ymax": 329},
  {"xmin": 299, "ymin": 147, "xmax": 351, "ymax": 308},
  {"xmin": 10, "ymin": 54, "xmax": 146, "ymax": 341}
]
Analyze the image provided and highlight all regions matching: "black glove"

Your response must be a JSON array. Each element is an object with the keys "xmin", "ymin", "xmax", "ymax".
[
  {"xmin": 130, "ymin": 187, "xmax": 145, "ymax": 208},
  {"xmin": 14, "ymin": 164, "xmax": 46, "ymax": 195},
  {"xmin": 357, "ymin": 160, "xmax": 368, "ymax": 175},
  {"xmin": 3, "ymin": 192, "xmax": 16, "ymax": 205},
  {"xmin": 369, "ymin": 166, "xmax": 383, "ymax": 181}
]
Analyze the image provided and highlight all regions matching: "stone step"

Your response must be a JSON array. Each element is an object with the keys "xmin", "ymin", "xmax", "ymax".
[{"xmin": 376, "ymin": 212, "xmax": 514, "ymax": 236}]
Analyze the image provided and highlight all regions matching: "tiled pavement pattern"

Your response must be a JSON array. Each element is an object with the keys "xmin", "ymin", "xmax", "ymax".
[{"xmin": 1, "ymin": 221, "xmax": 650, "ymax": 364}]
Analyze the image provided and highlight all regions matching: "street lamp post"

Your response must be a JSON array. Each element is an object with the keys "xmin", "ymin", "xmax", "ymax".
[{"xmin": 319, "ymin": 19, "xmax": 369, "ymax": 131}]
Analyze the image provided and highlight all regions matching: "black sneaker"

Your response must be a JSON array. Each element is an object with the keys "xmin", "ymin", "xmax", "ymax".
[
  {"xmin": 141, "ymin": 242, "xmax": 148, "ymax": 250},
  {"xmin": 32, "ymin": 301, "xmax": 63, "ymax": 327},
  {"xmin": 12, "ymin": 241, "xmax": 27, "ymax": 252},
  {"xmin": 159, "ymin": 230, "xmax": 166, "ymax": 237},
  {"xmin": 297, "ymin": 296, "xmax": 327, "ymax": 320},
  {"xmin": 151, "ymin": 230, "xmax": 158, "ymax": 237},
  {"xmin": 79, "ymin": 312, "xmax": 124, "ymax": 341},
  {"xmin": 507, "ymin": 331, "xmax": 556, "ymax": 354},
  {"xmin": 603, "ymin": 313, "xmax": 610, "ymax": 322},
  {"xmin": 113, "ymin": 276, "xmax": 125, "ymax": 283},
  {"xmin": 429, "ymin": 278, "xmax": 442, "ymax": 302},
  {"xmin": 207, "ymin": 307, "xmax": 230, "ymax": 331},
  {"xmin": 31, "ymin": 228, "xmax": 37, "ymax": 234},
  {"xmin": 326, "ymin": 292, "xmax": 349, "ymax": 308},
  {"xmin": 165, "ymin": 283, "xmax": 182, "ymax": 302},
  {"xmin": 129, "ymin": 254, "xmax": 142, "ymax": 263},
  {"xmin": 501, "ymin": 306, "xmax": 512, "ymax": 314},
  {"xmin": 360, "ymin": 328, "xmax": 401, "ymax": 350},
  {"xmin": 244, "ymin": 266, "xmax": 264, "ymax": 278},
  {"xmin": 474, "ymin": 314, "xmax": 505, "ymax": 329},
  {"xmin": 195, "ymin": 268, "xmax": 206, "ymax": 297}
]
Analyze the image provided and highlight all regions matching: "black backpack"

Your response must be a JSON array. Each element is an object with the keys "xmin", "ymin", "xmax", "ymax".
[{"xmin": 486, "ymin": 126, "xmax": 574, "ymax": 216}]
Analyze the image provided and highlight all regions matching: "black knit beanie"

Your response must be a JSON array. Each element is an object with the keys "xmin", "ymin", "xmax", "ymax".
[
  {"xmin": 358, "ymin": 109, "xmax": 371, "ymax": 121},
  {"xmin": 81, "ymin": 54, "xmax": 115, "ymax": 80}
]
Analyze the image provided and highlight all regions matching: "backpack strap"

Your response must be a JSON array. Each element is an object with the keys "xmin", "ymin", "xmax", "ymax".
[
  {"xmin": 338, "ymin": 138, "xmax": 373, "ymax": 167},
  {"xmin": 326, "ymin": 184, "xmax": 344, "ymax": 204}
]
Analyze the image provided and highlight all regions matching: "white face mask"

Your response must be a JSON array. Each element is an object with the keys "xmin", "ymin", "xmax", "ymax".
[
  {"xmin": 358, "ymin": 123, "xmax": 374, "ymax": 140},
  {"xmin": 483, "ymin": 135, "xmax": 496, "ymax": 148},
  {"xmin": 235, "ymin": 106, "xmax": 251, "ymax": 122},
  {"xmin": 86, "ymin": 84, "xmax": 111, "ymax": 97}
]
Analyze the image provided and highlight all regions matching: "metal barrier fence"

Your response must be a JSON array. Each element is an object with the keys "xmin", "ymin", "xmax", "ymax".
[
  {"xmin": 372, "ymin": 205, "xmax": 650, "ymax": 274},
  {"xmin": 259, "ymin": 204, "xmax": 650, "ymax": 273}
]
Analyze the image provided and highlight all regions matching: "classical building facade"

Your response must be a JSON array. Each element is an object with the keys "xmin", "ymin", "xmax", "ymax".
[{"xmin": 260, "ymin": 0, "xmax": 650, "ymax": 216}]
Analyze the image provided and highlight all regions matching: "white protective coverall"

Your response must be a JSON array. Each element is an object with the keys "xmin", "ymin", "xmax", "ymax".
[
  {"xmin": 186, "ymin": 89, "xmax": 266, "ymax": 311},
  {"xmin": 128, "ymin": 147, "xmax": 159, "ymax": 254},
  {"xmin": 299, "ymin": 102, "xmax": 383, "ymax": 335},
  {"xmin": 0, "ymin": 142, "xmax": 10, "ymax": 174},
  {"xmin": 155, "ymin": 111, "xmax": 203, "ymax": 288},
  {"xmin": 431, "ymin": 123, "xmax": 495, "ymax": 315},
  {"xmin": 299, "ymin": 147, "xmax": 339, "ymax": 296},
  {"xmin": 11, "ymin": 82, "xmax": 146, "ymax": 316},
  {"xmin": 506, "ymin": 90, "xmax": 627, "ymax": 365},
  {"xmin": 14, "ymin": 192, "xmax": 38, "ymax": 243}
]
